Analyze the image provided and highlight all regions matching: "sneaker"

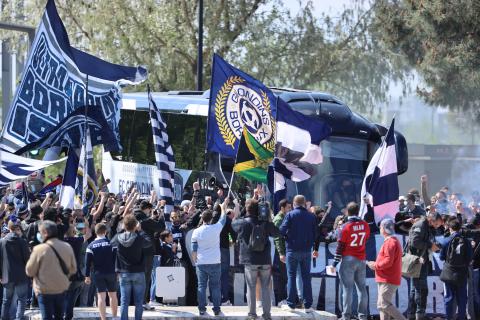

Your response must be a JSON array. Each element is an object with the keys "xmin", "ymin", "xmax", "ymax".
[
  {"xmin": 262, "ymin": 313, "xmax": 272, "ymax": 320},
  {"xmin": 221, "ymin": 300, "xmax": 232, "ymax": 306},
  {"xmin": 281, "ymin": 304, "xmax": 295, "ymax": 311},
  {"xmin": 149, "ymin": 301, "xmax": 162, "ymax": 307},
  {"xmin": 277, "ymin": 299, "xmax": 288, "ymax": 307},
  {"xmin": 143, "ymin": 303, "xmax": 154, "ymax": 310},
  {"xmin": 199, "ymin": 310, "xmax": 206, "ymax": 316},
  {"xmin": 214, "ymin": 310, "xmax": 223, "ymax": 316},
  {"xmin": 304, "ymin": 307, "xmax": 315, "ymax": 313},
  {"xmin": 247, "ymin": 314, "xmax": 257, "ymax": 320}
]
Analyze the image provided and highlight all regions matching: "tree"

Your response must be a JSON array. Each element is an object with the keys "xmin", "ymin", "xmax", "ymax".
[
  {"xmin": 373, "ymin": 0, "xmax": 480, "ymax": 117},
  {"xmin": 1, "ymin": 0, "xmax": 406, "ymax": 117}
]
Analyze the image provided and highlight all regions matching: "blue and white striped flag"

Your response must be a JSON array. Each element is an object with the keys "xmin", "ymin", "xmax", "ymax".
[
  {"xmin": 148, "ymin": 92, "xmax": 175, "ymax": 212},
  {"xmin": 360, "ymin": 118, "xmax": 399, "ymax": 223},
  {"xmin": 0, "ymin": 150, "xmax": 65, "ymax": 186},
  {"xmin": 268, "ymin": 99, "xmax": 331, "ymax": 211}
]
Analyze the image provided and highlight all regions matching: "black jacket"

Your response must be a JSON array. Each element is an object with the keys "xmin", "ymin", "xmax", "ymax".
[
  {"xmin": 110, "ymin": 231, "xmax": 150, "ymax": 273},
  {"xmin": 408, "ymin": 216, "xmax": 433, "ymax": 260},
  {"xmin": 0, "ymin": 232, "xmax": 30, "ymax": 284},
  {"xmin": 232, "ymin": 216, "xmax": 280, "ymax": 265},
  {"xmin": 159, "ymin": 242, "xmax": 176, "ymax": 267},
  {"xmin": 134, "ymin": 211, "xmax": 165, "ymax": 256}
]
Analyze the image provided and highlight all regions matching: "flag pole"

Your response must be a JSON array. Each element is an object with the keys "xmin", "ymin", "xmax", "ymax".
[
  {"xmin": 83, "ymin": 75, "xmax": 89, "ymax": 213},
  {"xmin": 203, "ymin": 55, "xmax": 217, "ymax": 189},
  {"xmin": 272, "ymin": 96, "xmax": 279, "ymax": 211}
]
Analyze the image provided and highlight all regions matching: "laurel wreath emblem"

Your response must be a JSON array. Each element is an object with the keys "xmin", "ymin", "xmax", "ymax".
[
  {"xmin": 215, "ymin": 76, "xmax": 245, "ymax": 148},
  {"xmin": 261, "ymin": 90, "xmax": 276, "ymax": 152}
]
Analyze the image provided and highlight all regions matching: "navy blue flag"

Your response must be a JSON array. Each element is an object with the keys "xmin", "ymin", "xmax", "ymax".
[
  {"xmin": 207, "ymin": 54, "xmax": 277, "ymax": 158},
  {"xmin": 77, "ymin": 128, "xmax": 98, "ymax": 215},
  {"xmin": 60, "ymin": 148, "xmax": 80, "ymax": 210},
  {"xmin": 15, "ymin": 105, "xmax": 121, "ymax": 154},
  {"xmin": 268, "ymin": 99, "xmax": 332, "ymax": 212},
  {"xmin": 0, "ymin": 0, "xmax": 147, "ymax": 153},
  {"xmin": 360, "ymin": 118, "xmax": 399, "ymax": 223}
]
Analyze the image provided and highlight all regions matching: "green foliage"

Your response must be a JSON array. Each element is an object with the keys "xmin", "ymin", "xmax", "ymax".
[
  {"xmin": 373, "ymin": 0, "xmax": 480, "ymax": 117},
  {"xmin": 1, "ymin": 0, "xmax": 407, "ymax": 116}
]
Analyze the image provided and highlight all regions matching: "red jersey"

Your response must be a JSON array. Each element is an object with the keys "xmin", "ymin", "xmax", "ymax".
[{"xmin": 337, "ymin": 217, "xmax": 370, "ymax": 261}]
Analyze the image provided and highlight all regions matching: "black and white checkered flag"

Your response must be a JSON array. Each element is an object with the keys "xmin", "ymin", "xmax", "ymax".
[{"xmin": 148, "ymin": 91, "xmax": 175, "ymax": 212}]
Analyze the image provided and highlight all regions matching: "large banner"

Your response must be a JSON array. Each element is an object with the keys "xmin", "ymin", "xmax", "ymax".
[
  {"xmin": 184, "ymin": 232, "xmax": 446, "ymax": 316},
  {"xmin": 0, "ymin": 0, "xmax": 146, "ymax": 153},
  {"xmin": 101, "ymin": 156, "xmax": 191, "ymax": 203}
]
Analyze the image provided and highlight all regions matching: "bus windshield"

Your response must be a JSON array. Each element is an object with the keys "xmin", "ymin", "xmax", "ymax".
[{"xmin": 293, "ymin": 136, "xmax": 376, "ymax": 217}]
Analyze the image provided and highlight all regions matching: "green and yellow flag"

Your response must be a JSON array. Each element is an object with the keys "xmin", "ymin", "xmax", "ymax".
[{"xmin": 233, "ymin": 128, "xmax": 273, "ymax": 183}]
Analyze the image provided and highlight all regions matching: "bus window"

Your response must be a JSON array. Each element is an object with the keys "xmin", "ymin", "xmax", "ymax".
[{"xmin": 111, "ymin": 110, "xmax": 206, "ymax": 171}]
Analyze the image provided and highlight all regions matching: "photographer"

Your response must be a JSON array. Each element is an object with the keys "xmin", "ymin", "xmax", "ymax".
[{"xmin": 232, "ymin": 198, "xmax": 280, "ymax": 320}]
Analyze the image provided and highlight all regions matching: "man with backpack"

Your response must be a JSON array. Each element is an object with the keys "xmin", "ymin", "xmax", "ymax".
[
  {"xmin": 279, "ymin": 195, "xmax": 317, "ymax": 313},
  {"xmin": 232, "ymin": 199, "xmax": 280, "ymax": 320},
  {"xmin": 439, "ymin": 218, "xmax": 472, "ymax": 320}
]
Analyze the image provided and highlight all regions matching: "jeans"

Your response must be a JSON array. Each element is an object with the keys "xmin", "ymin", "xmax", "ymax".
[
  {"xmin": 296, "ymin": 264, "xmax": 303, "ymax": 303},
  {"xmin": 149, "ymin": 256, "xmax": 161, "ymax": 302},
  {"xmin": 144, "ymin": 255, "xmax": 154, "ymax": 304},
  {"xmin": 119, "ymin": 272, "xmax": 146, "ymax": 320},
  {"xmin": 272, "ymin": 252, "xmax": 287, "ymax": 304},
  {"xmin": 338, "ymin": 256, "xmax": 368, "ymax": 320},
  {"xmin": 64, "ymin": 281, "xmax": 84, "ymax": 320},
  {"xmin": 444, "ymin": 281, "xmax": 467, "ymax": 320},
  {"xmin": 1, "ymin": 282, "xmax": 28, "ymax": 320},
  {"xmin": 220, "ymin": 248, "xmax": 230, "ymax": 303},
  {"xmin": 196, "ymin": 264, "xmax": 221, "ymax": 313},
  {"xmin": 37, "ymin": 292, "xmax": 65, "ymax": 320},
  {"xmin": 285, "ymin": 251, "xmax": 312, "ymax": 309},
  {"xmin": 472, "ymin": 269, "xmax": 480, "ymax": 318},
  {"xmin": 408, "ymin": 262, "xmax": 428, "ymax": 318},
  {"xmin": 244, "ymin": 265, "xmax": 271, "ymax": 317}
]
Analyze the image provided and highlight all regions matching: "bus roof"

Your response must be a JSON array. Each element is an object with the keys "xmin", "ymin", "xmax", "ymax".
[{"xmin": 122, "ymin": 89, "xmax": 383, "ymax": 142}]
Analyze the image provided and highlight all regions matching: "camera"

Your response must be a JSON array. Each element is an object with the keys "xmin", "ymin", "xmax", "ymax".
[{"xmin": 258, "ymin": 201, "xmax": 270, "ymax": 222}]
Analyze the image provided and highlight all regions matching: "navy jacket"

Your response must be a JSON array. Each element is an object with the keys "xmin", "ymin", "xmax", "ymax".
[
  {"xmin": 280, "ymin": 206, "xmax": 317, "ymax": 253},
  {"xmin": 0, "ymin": 232, "xmax": 30, "ymax": 284},
  {"xmin": 440, "ymin": 232, "xmax": 472, "ymax": 263}
]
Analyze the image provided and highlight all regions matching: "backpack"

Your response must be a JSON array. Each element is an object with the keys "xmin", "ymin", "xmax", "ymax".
[
  {"xmin": 440, "ymin": 235, "xmax": 469, "ymax": 284},
  {"xmin": 446, "ymin": 236, "xmax": 468, "ymax": 267},
  {"xmin": 248, "ymin": 222, "xmax": 266, "ymax": 252}
]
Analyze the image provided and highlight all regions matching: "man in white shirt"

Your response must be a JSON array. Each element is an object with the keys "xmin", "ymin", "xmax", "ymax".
[{"xmin": 191, "ymin": 198, "xmax": 227, "ymax": 316}]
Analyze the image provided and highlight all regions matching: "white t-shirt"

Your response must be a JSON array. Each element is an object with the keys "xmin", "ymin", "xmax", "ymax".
[{"xmin": 191, "ymin": 219, "xmax": 224, "ymax": 265}]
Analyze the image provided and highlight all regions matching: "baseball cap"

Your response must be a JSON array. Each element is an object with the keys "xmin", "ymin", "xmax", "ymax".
[{"xmin": 398, "ymin": 196, "xmax": 406, "ymax": 201}]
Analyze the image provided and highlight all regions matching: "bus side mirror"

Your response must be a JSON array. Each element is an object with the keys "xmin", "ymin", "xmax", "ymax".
[{"xmin": 394, "ymin": 130, "xmax": 408, "ymax": 175}]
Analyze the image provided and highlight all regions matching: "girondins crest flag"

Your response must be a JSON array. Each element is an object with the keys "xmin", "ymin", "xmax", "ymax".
[
  {"xmin": 0, "ymin": 0, "xmax": 147, "ymax": 153},
  {"xmin": 360, "ymin": 118, "xmax": 399, "ymax": 223},
  {"xmin": 207, "ymin": 54, "xmax": 277, "ymax": 158}
]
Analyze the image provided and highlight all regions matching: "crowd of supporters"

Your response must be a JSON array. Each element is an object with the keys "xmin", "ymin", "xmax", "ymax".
[{"xmin": 0, "ymin": 173, "xmax": 479, "ymax": 319}]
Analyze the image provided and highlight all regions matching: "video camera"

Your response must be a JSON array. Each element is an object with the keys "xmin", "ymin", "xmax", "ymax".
[{"xmin": 258, "ymin": 198, "xmax": 270, "ymax": 222}]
